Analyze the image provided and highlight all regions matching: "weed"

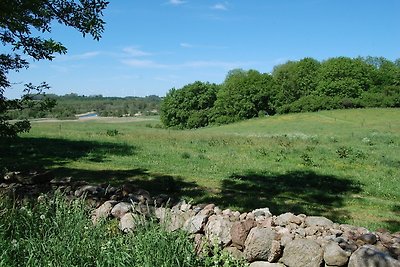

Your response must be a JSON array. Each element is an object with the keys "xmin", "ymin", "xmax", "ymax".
[
  {"xmin": 181, "ymin": 152, "xmax": 191, "ymax": 159},
  {"xmin": 301, "ymin": 153, "xmax": 314, "ymax": 167},
  {"xmin": 106, "ymin": 129, "xmax": 119, "ymax": 136},
  {"xmin": 257, "ymin": 147, "xmax": 269, "ymax": 157},
  {"xmin": 336, "ymin": 146, "xmax": 353, "ymax": 159}
]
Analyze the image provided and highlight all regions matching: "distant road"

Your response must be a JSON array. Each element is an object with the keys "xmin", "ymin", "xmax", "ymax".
[{"xmin": 30, "ymin": 116, "xmax": 159, "ymax": 123}]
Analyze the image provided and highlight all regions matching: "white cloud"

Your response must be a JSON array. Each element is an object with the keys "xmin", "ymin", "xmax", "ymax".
[
  {"xmin": 122, "ymin": 47, "xmax": 152, "ymax": 57},
  {"xmin": 57, "ymin": 51, "xmax": 100, "ymax": 61},
  {"xmin": 121, "ymin": 59, "xmax": 167, "ymax": 68},
  {"xmin": 180, "ymin": 42, "xmax": 193, "ymax": 48},
  {"xmin": 168, "ymin": 0, "xmax": 186, "ymax": 5},
  {"xmin": 211, "ymin": 3, "xmax": 228, "ymax": 10}
]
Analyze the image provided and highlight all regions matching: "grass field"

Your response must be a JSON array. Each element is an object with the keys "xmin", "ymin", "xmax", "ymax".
[{"xmin": 1, "ymin": 108, "xmax": 399, "ymax": 232}]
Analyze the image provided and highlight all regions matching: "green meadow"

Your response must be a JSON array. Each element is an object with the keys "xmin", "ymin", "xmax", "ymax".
[{"xmin": 1, "ymin": 108, "xmax": 399, "ymax": 232}]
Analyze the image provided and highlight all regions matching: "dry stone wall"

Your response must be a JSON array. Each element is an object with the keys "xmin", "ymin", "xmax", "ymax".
[{"xmin": 90, "ymin": 188, "xmax": 400, "ymax": 267}]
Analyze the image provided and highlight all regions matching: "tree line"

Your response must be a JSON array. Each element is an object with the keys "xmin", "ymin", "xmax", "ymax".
[
  {"xmin": 7, "ymin": 94, "xmax": 162, "ymax": 120},
  {"xmin": 160, "ymin": 56, "xmax": 400, "ymax": 129}
]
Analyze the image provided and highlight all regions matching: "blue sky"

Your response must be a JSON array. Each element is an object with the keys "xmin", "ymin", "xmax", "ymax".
[{"xmin": 6, "ymin": 0, "xmax": 400, "ymax": 99}]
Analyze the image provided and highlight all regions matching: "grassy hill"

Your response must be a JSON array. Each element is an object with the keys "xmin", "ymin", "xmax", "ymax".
[{"xmin": 1, "ymin": 108, "xmax": 399, "ymax": 231}]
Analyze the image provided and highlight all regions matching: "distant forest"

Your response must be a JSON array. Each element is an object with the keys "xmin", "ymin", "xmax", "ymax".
[
  {"xmin": 161, "ymin": 56, "xmax": 400, "ymax": 129},
  {"xmin": 7, "ymin": 94, "xmax": 162, "ymax": 120}
]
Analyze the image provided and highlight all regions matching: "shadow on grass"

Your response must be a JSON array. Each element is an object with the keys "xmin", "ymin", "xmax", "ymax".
[
  {"xmin": 384, "ymin": 205, "xmax": 400, "ymax": 233},
  {"xmin": 0, "ymin": 137, "xmax": 205, "ymax": 202},
  {"xmin": 0, "ymin": 137, "xmax": 136, "ymax": 171},
  {"xmin": 201, "ymin": 170, "xmax": 363, "ymax": 223},
  {"xmin": 52, "ymin": 167, "xmax": 205, "ymax": 201},
  {"xmin": 5, "ymin": 137, "xmax": 397, "ymax": 230}
]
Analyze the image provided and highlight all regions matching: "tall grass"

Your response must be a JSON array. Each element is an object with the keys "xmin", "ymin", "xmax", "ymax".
[{"xmin": 0, "ymin": 193, "xmax": 200, "ymax": 267}]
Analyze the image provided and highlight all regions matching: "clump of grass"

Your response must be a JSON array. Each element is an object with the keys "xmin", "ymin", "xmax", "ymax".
[
  {"xmin": 336, "ymin": 146, "xmax": 353, "ymax": 159},
  {"xmin": 301, "ymin": 153, "xmax": 314, "ymax": 167},
  {"xmin": 106, "ymin": 129, "xmax": 119, "ymax": 136},
  {"xmin": 181, "ymin": 152, "xmax": 191, "ymax": 159}
]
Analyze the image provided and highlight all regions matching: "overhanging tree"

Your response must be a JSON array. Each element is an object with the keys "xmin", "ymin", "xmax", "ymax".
[{"xmin": 0, "ymin": 0, "xmax": 108, "ymax": 137}]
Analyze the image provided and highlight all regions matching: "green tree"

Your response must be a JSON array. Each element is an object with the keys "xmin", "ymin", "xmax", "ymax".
[
  {"xmin": 316, "ymin": 57, "xmax": 374, "ymax": 98},
  {"xmin": 0, "ymin": 0, "xmax": 108, "ymax": 137},
  {"xmin": 212, "ymin": 69, "xmax": 274, "ymax": 124},
  {"xmin": 271, "ymin": 58, "xmax": 320, "ymax": 110},
  {"xmin": 161, "ymin": 81, "xmax": 219, "ymax": 129},
  {"xmin": 362, "ymin": 56, "xmax": 400, "ymax": 88}
]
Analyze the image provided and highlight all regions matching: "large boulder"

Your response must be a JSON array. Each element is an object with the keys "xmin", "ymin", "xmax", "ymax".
[
  {"xmin": 91, "ymin": 200, "xmax": 117, "ymax": 224},
  {"xmin": 244, "ymin": 227, "xmax": 278, "ymax": 262},
  {"xmin": 119, "ymin": 212, "xmax": 140, "ymax": 233},
  {"xmin": 324, "ymin": 241, "xmax": 351, "ymax": 266},
  {"xmin": 231, "ymin": 219, "xmax": 256, "ymax": 249},
  {"xmin": 275, "ymin": 212, "xmax": 302, "ymax": 226},
  {"xmin": 280, "ymin": 239, "xmax": 323, "ymax": 267},
  {"xmin": 305, "ymin": 216, "xmax": 333, "ymax": 228},
  {"xmin": 348, "ymin": 245, "xmax": 400, "ymax": 267},
  {"xmin": 166, "ymin": 211, "xmax": 193, "ymax": 232},
  {"xmin": 205, "ymin": 215, "xmax": 233, "ymax": 246},
  {"xmin": 183, "ymin": 214, "xmax": 209, "ymax": 234},
  {"xmin": 111, "ymin": 202, "xmax": 132, "ymax": 219}
]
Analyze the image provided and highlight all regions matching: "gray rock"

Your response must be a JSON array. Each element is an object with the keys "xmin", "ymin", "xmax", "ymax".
[
  {"xmin": 155, "ymin": 207, "xmax": 169, "ymax": 222},
  {"xmin": 280, "ymin": 239, "xmax": 323, "ymax": 267},
  {"xmin": 111, "ymin": 202, "xmax": 132, "ymax": 219},
  {"xmin": 231, "ymin": 219, "xmax": 256, "ymax": 248},
  {"xmin": 252, "ymin": 208, "xmax": 272, "ymax": 218},
  {"xmin": 249, "ymin": 262, "xmax": 285, "ymax": 267},
  {"xmin": 119, "ymin": 212, "xmax": 140, "ymax": 233},
  {"xmin": 133, "ymin": 203, "xmax": 155, "ymax": 216},
  {"xmin": 268, "ymin": 240, "xmax": 282, "ymax": 262},
  {"xmin": 184, "ymin": 214, "xmax": 209, "ymax": 234},
  {"xmin": 75, "ymin": 185, "xmax": 102, "ymax": 197},
  {"xmin": 91, "ymin": 200, "xmax": 117, "ymax": 224},
  {"xmin": 167, "ymin": 211, "xmax": 192, "ymax": 232},
  {"xmin": 205, "ymin": 215, "xmax": 233, "ymax": 246},
  {"xmin": 324, "ymin": 241, "xmax": 351, "ymax": 266},
  {"xmin": 305, "ymin": 216, "xmax": 334, "ymax": 228},
  {"xmin": 275, "ymin": 212, "xmax": 302, "ymax": 226},
  {"xmin": 348, "ymin": 245, "xmax": 400, "ymax": 267},
  {"xmin": 358, "ymin": 233, "xmax": 378, "ymax": 245},
  {"xmin": 244, "ymin": 227, "xmax": 277, "ymax": 262}
]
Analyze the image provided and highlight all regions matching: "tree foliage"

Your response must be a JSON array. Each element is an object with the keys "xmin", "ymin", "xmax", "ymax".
[
  {"xmin": 316, "ymin": 57, "xmax": 374, "ymax": 98},
  {"xmin": 160, "ymin": 56, "xmax": 400, "ymax": 129},
  {"xmin": 161, "ymin": 81, "xmax": 219, "ymax": 129},
  {"xmin": 272, "ymin": 58, "xmax": 320, "ymax": 110},
  {"xmin": 212, "ymin": 69, "xmax": 274, "ymax": 124},
  {"xmin": 0, "ymin": 0, "xmax": 108, "ymax": 137}
]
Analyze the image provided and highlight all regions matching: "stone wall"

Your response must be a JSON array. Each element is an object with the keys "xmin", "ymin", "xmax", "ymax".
[{"xmin": 92, "ymin": 193, "xmax": 400, "ymax": 267}]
